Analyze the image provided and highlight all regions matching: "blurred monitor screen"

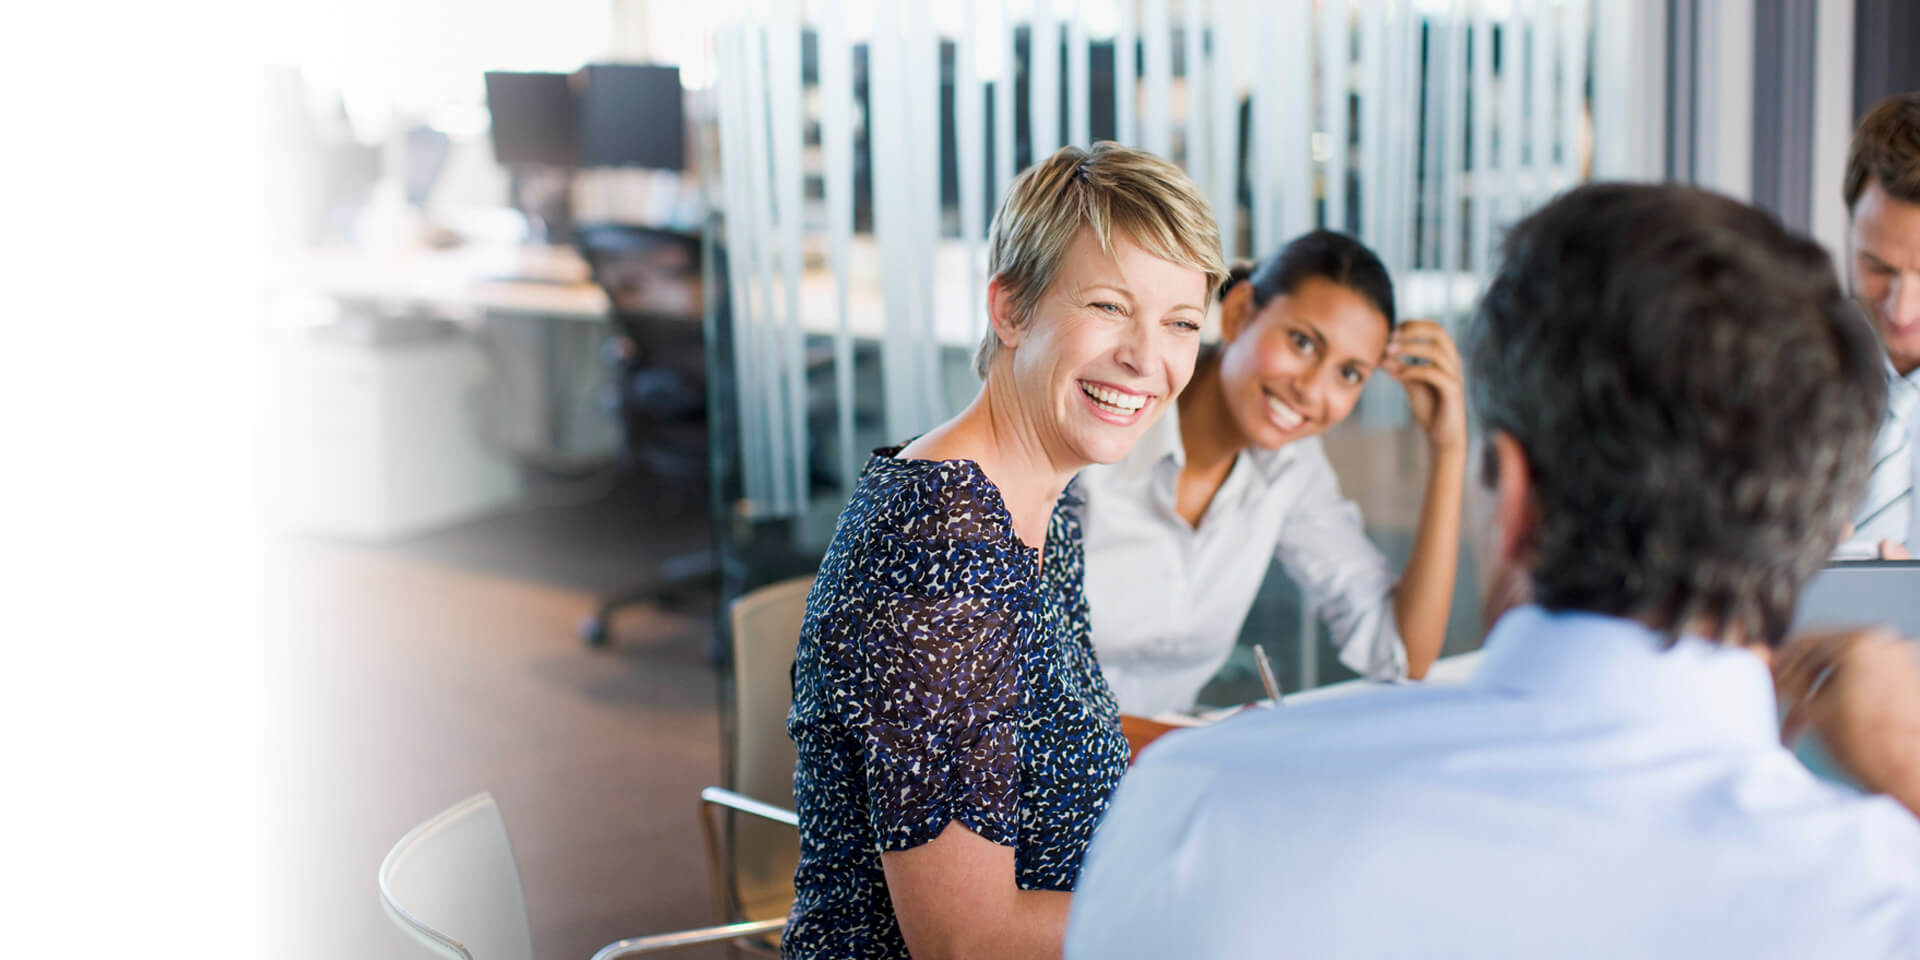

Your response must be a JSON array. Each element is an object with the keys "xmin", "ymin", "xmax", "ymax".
[
  {"xmin": 485, "ymin": 71, "xmax": 580, "ymax": 167},
  {"xmin": 579, "ymin": 64, "xmax": 685, "ymax": 171}
]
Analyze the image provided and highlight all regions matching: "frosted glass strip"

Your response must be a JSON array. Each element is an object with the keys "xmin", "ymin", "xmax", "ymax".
[
  {"xmin": 996, "ymin": 0, "xmax": 1015, "ymax": 200},
  {"xmin": 1528, "ymin": 0, "xmax": 1554, "ymax": 206},
  {"xmin": 818, "ymin": 0, "xmax": 858, "ymax": 494},
  {"xmin": 959, "ymin": 0, "xmax": 988, "ymax": 350},
  {"xmin": 1358, "ymin": 0, "xmax": 1385, "ymax": 246},
  {"xmin": 1379, "ymin": 0, "xmax": 1406, "ymax": 271},
  {"xmin": 740, "ymin": 22, "xmax": 791, "ymax": 513},
  {"xmin": 1068, "ymin": 0, "xmax": 1091, "ymax": 147},
  {"xmin": 1469, "ymin": 4, "xmax": 1493, "ymax": 282},
  {"xmin": 713, "ymin": 25, "xmax": 769, "ymax": 509},
  {"xmin": 909, "ymin": 0, "xmax": 943, "ymax": 422},
  {"xmin": 1320, "ymin": 0, "xmax": 1350, "ymax": 233},
  {"xmin": 769, "ymin": 1, "xmax": 810, "ymax": 516},
  {"xmin": 1276, "ymin": 0, "xmax": 1312, "ymax": 240},
  {"xmin": 1142, "ymin": 0, "xmax": 1171, "ymax": 156},
  {"xmin": 1558, "ymin": 0, "xmax": 1588, "ymax": 189},
  {"xmin": 1498, "ymin": 8, "xmax": 1524, "ymax": 238},
  {"xmin": 868, "ymin": 0, "xmax": 917, "ymax": 443},
  {"xmin": 1809, "ymin": 0, "xmax": 1854, "ymax": 262},
  {"xmin": 1115, "ymin": 0, "xmax": 1137, "ymax": 146},
  {"xmin": 1030, "ymin": 0, "xmax": 1061, "ymax": 159},
  {"xmin": 1392, "ymin": 1, "xmax": 1420, "ymax": 277},
  {"xmin": 1417, "ymin": 4, "xmax": 1445, "ymax": 269},
  {"xmin": 1209, "ymin": 0, "xmax": 1243, "ymax": 259},
  {"xmin": 1589, "ymin": 0, "xmax": 1634, "ymax": 179},
  {"xmin": 1183, "ymin": 0, "xmax": 1207, "ymax": 191},
  {"xmin": 1439, "ymin": 7, "xmax": 1466, "ymax": 318},
  {"xmin": 1250, "ymin": 0, "xmax": 1278, "ymax": 253}
]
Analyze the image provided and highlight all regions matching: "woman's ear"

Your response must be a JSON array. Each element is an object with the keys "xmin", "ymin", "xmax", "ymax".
[
  {"xmin": 1218, "ymin": 280, "xmax": 1255, "ymax": 343},
  {"xmin": 987, "ymin": 275, "xmax": 1024, "ymax": 349}
]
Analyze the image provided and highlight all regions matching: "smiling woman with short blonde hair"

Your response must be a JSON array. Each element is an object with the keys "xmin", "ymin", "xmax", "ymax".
[{"xmin": 783, "ymin": 143, "xmax": 1222, "ymax": 960}]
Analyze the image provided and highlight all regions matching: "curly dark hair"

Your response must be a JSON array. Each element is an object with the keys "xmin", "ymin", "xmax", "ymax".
[
  {"xmin": 1467, "ymin": 183, "xmax": 1886, "ymax": 646},
  {"xmin": 1844, "ymin": 92, "xmax": 1920, "ymax": 211}
]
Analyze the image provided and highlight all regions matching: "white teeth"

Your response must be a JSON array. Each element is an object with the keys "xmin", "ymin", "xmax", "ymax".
[
  {"xmin": 1081, "ymin": 381, "xmax": 1148, "ymax": 413},
  {"xmin": 1267, "ymin": 394, "xmax": 1305, "ymax": 429}
]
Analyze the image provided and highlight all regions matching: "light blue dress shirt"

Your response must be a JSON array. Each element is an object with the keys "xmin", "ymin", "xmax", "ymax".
[{"xmin": 1067, "ymin": 606, "xmax": 1920, "ymax": 959}]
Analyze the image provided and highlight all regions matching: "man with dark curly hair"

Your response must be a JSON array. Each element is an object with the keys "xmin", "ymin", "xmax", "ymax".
[
  {"xmin": 1066, "ymin": 184, "xmax": 1920, "ymax": 959},
  {"xmin": 1838, "ymin": 92, "xmax": 1920, "ymax": 557}
]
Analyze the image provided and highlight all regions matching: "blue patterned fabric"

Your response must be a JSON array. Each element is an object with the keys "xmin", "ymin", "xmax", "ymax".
[{"xmin": 782, "ymin": 447, "xmax": 1128, "ymax": 960}]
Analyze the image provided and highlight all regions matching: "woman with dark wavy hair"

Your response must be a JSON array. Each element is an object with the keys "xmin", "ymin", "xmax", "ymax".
[{"xmin": 1079, "ymin": 230, "xmax": 1467, "ymax": 716}]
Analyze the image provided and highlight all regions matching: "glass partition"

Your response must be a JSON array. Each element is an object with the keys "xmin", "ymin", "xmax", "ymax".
[{"xmin": 701, "ymin": 0, "xmax": 1643, "ymax": 695}]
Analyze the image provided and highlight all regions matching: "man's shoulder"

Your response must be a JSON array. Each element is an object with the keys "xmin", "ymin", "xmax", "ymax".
[{"xmin": 1125, "ymin": 683, "xmax": 1508, "ymax": 793}]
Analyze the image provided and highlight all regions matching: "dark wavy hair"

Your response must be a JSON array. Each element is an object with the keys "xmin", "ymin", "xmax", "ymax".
[
  {"xmin": 1220, "ymin": 229, "xmax": 1396, "ymax": 332},
  {"xmin": 1844, "ymin": 92, "xmax": 1920, "ymax": 211},
  {"xmin": 1467, "ymin": 183, "xmax": 1886, "ymax": 647}
]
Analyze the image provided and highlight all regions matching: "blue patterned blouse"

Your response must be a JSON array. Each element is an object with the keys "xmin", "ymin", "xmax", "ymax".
[{"xmin": 782, "ymin": 447, "xmax": 1129, "ymax": 960}]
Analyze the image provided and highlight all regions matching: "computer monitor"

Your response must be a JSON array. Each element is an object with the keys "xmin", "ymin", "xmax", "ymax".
[
  {"xmin": 484, "ymin": 71, "xmax": 581, "ymax": 167},
  {"xmin": 578, "ymin": 64, "xmax": 686, "ymax": 171}
]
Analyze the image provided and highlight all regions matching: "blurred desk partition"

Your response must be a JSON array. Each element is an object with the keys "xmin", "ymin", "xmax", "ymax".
[{"xmin": 266, "ymin": 240, "xmax": 618, "ymax": 540}]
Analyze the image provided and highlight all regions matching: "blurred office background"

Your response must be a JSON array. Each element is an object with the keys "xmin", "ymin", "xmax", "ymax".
[{"xmin": 246, "ymin": 1, "xmax": 1920, "ymax": 958}]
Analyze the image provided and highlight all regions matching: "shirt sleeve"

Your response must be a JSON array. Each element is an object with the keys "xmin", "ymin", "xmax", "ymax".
[
  {"xmin": 1270, "ymin": 444, "xmax": 1408, "ymax": 681},
  {"xmin": 840, "ymin": 531, "xmax": 1025, "ymax": 853}
]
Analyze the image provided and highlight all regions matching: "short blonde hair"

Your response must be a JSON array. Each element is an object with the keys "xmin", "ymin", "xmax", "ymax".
[{"xmin": 976, "ymin": 142, "xmax": 1228, "ymax": 378}]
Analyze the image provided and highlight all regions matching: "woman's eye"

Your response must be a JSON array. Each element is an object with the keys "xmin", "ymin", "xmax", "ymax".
[
  {"xmin": 1092, "ymin": 301, "xmax": 1123, "ymax": 314},
  {"xmin": 1171, "ymin": 319, "xmax": 1201, "ymax": 332},
  {"xmin": 1289, "ymin": 331, "xmax": 1313, "ymax": 352},
  {"xmin": 1342, "ymin": 366, "xmax": 1364, "ymax": 384}
]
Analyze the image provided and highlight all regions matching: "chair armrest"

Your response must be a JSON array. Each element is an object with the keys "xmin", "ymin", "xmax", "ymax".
[
  {"xmin": 699, "ymin": 786, "xmax": 797, "ymax": 827},
  {"xmin": 697, "ymin": 786, "xmax": 799, "ymax": 933},
  {"xmin": 589, "ymin": 918, "xmax": 788, "ymax": 959}
]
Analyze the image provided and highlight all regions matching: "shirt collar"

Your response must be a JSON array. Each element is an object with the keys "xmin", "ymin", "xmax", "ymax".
[
  {"xmin": 1471, "ymin": 605, "xmax": 1779, "ymax": 749},
  {"xmin": 1121, "ymin": 406, "xmax": 1307, "ymax": 487},
  {"xmin": 1121, "ymin": 408, "xmax": 1187, "ymax": 480}
]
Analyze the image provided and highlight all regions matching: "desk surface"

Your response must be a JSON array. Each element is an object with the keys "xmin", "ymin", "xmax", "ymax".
[
  {"xmin": 1166, "ymin": 648, "xmax": 1488, "ymax": 724},
  {"xmin": 295, "ymin": 243, "xmax": 609, "ymax": 320},
  {"xmin": 291, "ymin": 234, "xmax": 1485, "ymax": 347}
]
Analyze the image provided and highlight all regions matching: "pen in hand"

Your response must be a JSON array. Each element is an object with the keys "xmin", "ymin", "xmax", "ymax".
[{"xmin": 1252, "ymin": 643, "xmax": 1284, "ymax": 707}]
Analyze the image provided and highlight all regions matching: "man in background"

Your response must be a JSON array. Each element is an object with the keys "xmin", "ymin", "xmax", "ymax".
[
  {"xmin": 1840, "ymin": 92, "xmax": 1920, "ymax": 556},
  {"xmin": 1064, "ymin": 183, "xmax": 1920, "ymax": 959}
]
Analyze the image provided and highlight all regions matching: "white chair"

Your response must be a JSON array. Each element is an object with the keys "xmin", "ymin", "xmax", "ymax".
[{"xmin": 380, "ymin": 791, "xmax": 786, "ymax": 960}]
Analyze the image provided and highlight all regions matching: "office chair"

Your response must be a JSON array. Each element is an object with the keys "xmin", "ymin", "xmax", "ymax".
[
  {"xmin": 702, "ymin": 575, "xmax": 814, "ymax": 955},
  {"xmin": 572, "ymin": 223, "xmax": 720, "ymax": 648},
  {"xmin": 381, "ymin": 577, "xmax": 811, "ymax": 959},
  {"xmin": 381, "ymin": 791, "xmax": 789, "ymax": 960}
]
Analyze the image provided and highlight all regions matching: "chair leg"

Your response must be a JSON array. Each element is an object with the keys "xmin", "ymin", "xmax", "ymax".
[{"xmin": 580, "ymin": 547, "xmax": 719, "ymax": 647}]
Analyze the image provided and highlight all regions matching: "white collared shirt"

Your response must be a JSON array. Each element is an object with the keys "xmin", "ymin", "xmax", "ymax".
[
  {"xmin": 1838, "ymin": 362, "xmax": 1920, "ymax": 556},
  {"xmin": 1066, "ymin": 606, "xmax": 1920, "ymax": 959},
  {"xmin": 1076, "ymin": 411, "xmax": 1406, "ymax": 716},
  {"xmin": 1908, "ymin": 365, "xmax": 1920, "ymax": 547}
]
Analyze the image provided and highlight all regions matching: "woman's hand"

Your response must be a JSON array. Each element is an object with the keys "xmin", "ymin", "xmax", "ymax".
[{"xmin": 1383, "ymin": 319, "xmax": 1468, "ymax": 456}]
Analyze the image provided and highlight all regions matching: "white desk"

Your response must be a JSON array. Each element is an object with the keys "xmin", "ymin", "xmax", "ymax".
[
  {"xmin": 1149, "ymin": 649, "xmax": 1487, "ymax": 729},
  {"xmin": 265, "ymin": 242, "xmax": 620, "ymax": 541},
  {"xmin": 293, "ymin": 243, "xmax": 609, "ymax": 322},
  {"xmin": 1280, "ymin": 648, "xmax": 1487, "ymax": 707}
]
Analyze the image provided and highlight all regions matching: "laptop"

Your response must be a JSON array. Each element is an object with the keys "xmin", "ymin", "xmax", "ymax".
[
  {"xmin": 1786, "ymin": 560, "xmax": 1919, "ymax": 787},
  {"xmin": 1790, "ymin": 560, "xmax": 1920, "ymax": 635}
]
